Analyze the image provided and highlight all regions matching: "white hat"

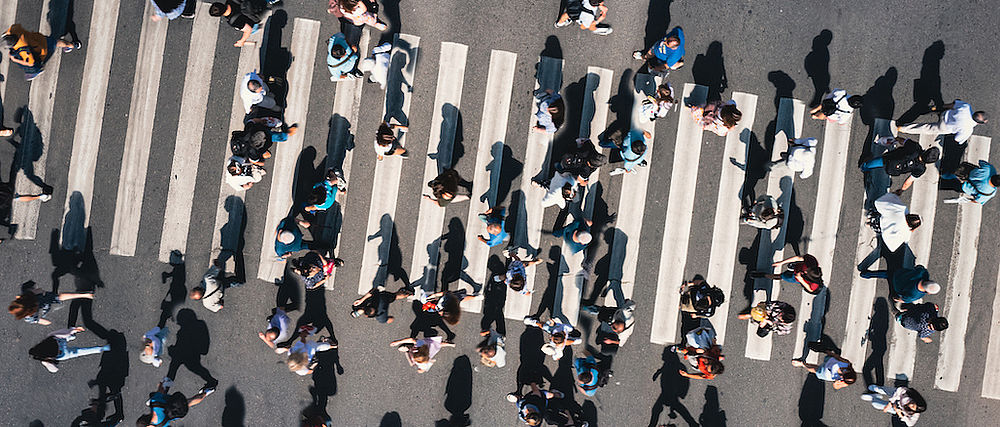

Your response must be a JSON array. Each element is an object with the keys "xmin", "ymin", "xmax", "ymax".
[
  {"xmin": 923, "ymin": 280, "xmax": 941, "ymax": 294},
  {"xmin": 575, "ymin": 230, "xmax": 593, "ymax": 245}
]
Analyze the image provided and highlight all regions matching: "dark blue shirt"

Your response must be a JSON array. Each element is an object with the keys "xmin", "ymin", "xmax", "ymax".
[
  {"xmin": 274, "ymin": 219, "xmax": 306, "ymax": 257},
  {"xmin": 891, "ymin": 266, "xmax": 930, "ymax": 303}
]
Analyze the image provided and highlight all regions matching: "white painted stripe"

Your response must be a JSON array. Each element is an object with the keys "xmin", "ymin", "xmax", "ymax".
[
  {"xmin": 256, "ymin": 18, "xmax": 321, "ymax": 281},
  {"xmin": 649, "ymin": 83, "xmax": 706, "ymax": 345},
  {"xmin": 884, "ymin": 133, "xmax": 939, "ymax": 380},
  {"xmin": 9, "ymin": 0, "xmax": 59, "ymax": 240},
  {"xmin": 704, "ymin": 91, "xmax": 758, "ymax": 345},
  {"xmin": 841, "ymin": 118, "xmax": 895, "ymax": 366},
  {"xmin": 109, "ymin": 2, "xmax": 169, "ymax": 256},
  {"xmin": 320, "ymin": 31, "xmax": 370, "ymax": 290},
  {"xmin": 158, "ymin": 3, "xmax": 220, "ymax": 262},
  {"xmin": 208, "ymin": 33, "xmax": 262, "ymax": 266},
  {"xmin": 59, "ymin": 0, "xmax": 121, "ymax": 251},
  {"xmin": 409, "ymin": 42, "xmax": 468, "ymax": 291},
  {"xmin": 0, "ymin": 0, "xmax": 17, "ymax": 98},
  {"xmin": 744, "ymin": 97, "xmax": 804, "ymax": 360},
  {"xmin": 579, "ymin": 66, "xmax": 613, "ymax": 218},
  {"xmin": 982, "ymin": 249, "xmax": 1000, "ymax": 399},
  {"xmin": 459, "ymin": 49, "xmax": 516, "ymax": 312},
  {"xmin": 506, "ymin": 55, "xmax": 561, "ymax": 318},
  {"xmin": 935, "ymin": 135, "xmax": 990, "ymax": 391},
  {"xmin": 357, "ymin": 33, "xmax": 421, "ymax": 293},
  {"xmin": 792, "ymin": 113, "xmax": 853, "ymax": 363}
]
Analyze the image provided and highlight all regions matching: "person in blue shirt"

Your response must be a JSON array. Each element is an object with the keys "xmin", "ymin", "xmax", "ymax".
[
  {"xmin": 861, "ymin": 265, "xmax": 940, "ymax": 304},
  {"xmin": 299, "ymin": 169, "xmax": 347, "ymax": 227},
  {"xmin": 941, "ymin": 160, "xmax": 998, "ymax": 205},
  {"xmin": 477, "ymin": 206, "xmax": 509, "ymax": 247},
  {"xmin": 573, "ymin": 351, "xmax": 604, "ymax": 396},
  {"xmin": 634, "ymin": 26, "xmax": 685, "ymax": 74},
  {"xmin": 327, "ymin": 32, "xmax": 359, "ymax": 81},
  {"xmin": 601, "ymin": 129, "xmax": 650, "ymax": 175},
  {"xmin": 553, "ymin": 215, "xmax": 592, "ymax": 254},
  {"xmin": 137, "ymin": 378, "xmax": 214, "ymax": 427},
  {"xmin": 274, "ymin": 218, "xmax": 308, "ymax": 260}
]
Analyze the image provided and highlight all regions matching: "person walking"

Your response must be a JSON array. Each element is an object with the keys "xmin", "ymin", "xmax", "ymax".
[
  {"xmin": 274, "ymin": 217, "xmax": 309, "ymax": 260},
  {"xmin": 533, "ymin": 89, "xmax": 565, "ymax": 134},
  {"xmin": 573, "ymin": 350, "xmax": 610, "ymax": 396},
  {"xmin": 940, "ymin": 159, "xmax": 999, "ymax": 205},
  {"xmin": 477, "ymin": 328, "xmax": 506, "ymax": 368},
  {"xmin": 809, "ymin": 89, "xmax": 864, "ymax": 124},
  {"xmin": 390, "ymin": 336, "xmax": 453, "ymax": 373},
  {"xmin": 690, "ymin": 99, "xmax": 742, "ymax": 137},
  {"xmin": 508, "ymin": 383, "xmax": 561, "ymax": 426},
  {"xmin": 581, "ymin": 299, "xmax": 636, "ymax": 352},
  {"xmin": 139, "ymin": 326, "xmax": 169, "ymax": 368},
  {"xmin": 327, "ymin": 0, "xmax": 388, "ymax": 31},
  {"xmin": 188, "ymin": 259, "xmax": 243, "ymax": 312},
  {"xmin": 258, "ymin": 306, "xmax": 293, "ymax": 348},
  {"xmin": 738, "ymin": 300, "xmax": 796, "ymax": 337},
  {"xmin": 29, "ymin": 327, "xmax": 109, "ymax": 373},
  {"xmin": 870, "ymin": 191, "xmax": 922, "ymax": 253},
  {"xmin": 896, "ymin": 302, "xmax": 948, "ymax": 343},
  {"xmin": 299, "ymin": 169, "xmax": 347, "ymax": 226},
  {"xmin": 239, "ymin": 71, "xmax": 279, "ymax": 113},
  {"xmin": 280, "ymin": 330, "xmax": 336, "ymax": 376},
  {"xmin": 225, "ymin": 156, "xmax": 267, "ymax": 191},
  {"xmin": 374, "ymin": 120, "xmax": 409, "ymax": 160},
  {"xmin": 601, "ymin": 129, "xmax": 650, "ymax": 175},
  {"xmin": 791, "ymin": 347, "xmax": 856, "ymax": 390},
  {"xmin": 9, "ymin": 283, "xmax": 94, "ymax": 325},
  {"xmin": 495, "ymin": 249, "xmax": 544, "ymax": 295},
  {"xmin": 641, "ymin": 81, "xmax": 676, "ymax": 122},
  {"xmin": 859, "ymin": 137, "xmax": 939, "ymax": 192},
  {"xmin": 751, "ymin": 254, "xmax": 824, "ymax": 295},
  {"xmin": 860, "ymin": 264, "xmax": 940, "ymax": 304},
  {"xmin": 136, "ymin": 378, "xmax": 214, "ymax": 427},
  {"xmin": 898, "ymin": 99, "xmax": 988, "ymax": 145},
  {"xmin": 478, "ymin": 206, "xmax": 510, "ymax": 247},
  {"xmin": 352, "ymin": 286, "xmax": 410, "ymax": 324},
  {"xmin": 553, "ymin": 214, "xmax": 593, "ymax": 254},
  {"xmin": 523, "ymin": 316, "xmax": 582, "ymax": 361},
  {"xmin": 861, "ymin": 385, "xmax": 926, "ymax": 426},
  {"xmin": 539, "ymin": 171, "xmax": 579, "ymax": 209},
  {"xmin": 770, "ymin": 136, "xmax": 818, "ymax": 179},
  {"xmin": 740, "ymin": 194, "xmax": 783, "ymax": 229},
  {"xmin": 554, "ymin": 0, "xmax": 613, "ymax": 35},
  {"xmin": 417, "ymin": 288, "xmax": 475, "ymax": 326},
  {"xmin": 290, "ymin": 251, "xmax": 336, "ymax": 291},
  {"xmin": 327, "ymin": 32, "xmax": 359, "ymax": 81},
  {"xmin": 425, "ymin": 168, "xmax": 471, "ymax": 207},
  {"xmin": 149, "ymin": 0, "xmax": 196, "ymax": 21},
  {"xmin": 209, "ymin": 1, "xmax": 271, "ymax": 47},
  {"xmin": 679, "ymin": 277, "xmax": 725, "ymax": 318},
  {"xmin": 671, "ymin": 320, "xmax": 724, "ymax": 380},
  {"xmin": 633, "ymin": 26, "xmax": 685, "ymax": 75},
  {"xmin": 2, "ymin": 24, "xmax": 81, "ymax": 80}
]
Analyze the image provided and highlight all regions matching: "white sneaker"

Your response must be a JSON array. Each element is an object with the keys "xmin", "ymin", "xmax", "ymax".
[
  {"xmin": 554, "ymin": 20, "xmax": 572, "ymax": 28},
  {"xmin": 593, "ymin": 27, "xmax": 613, "ymax": 35},
  {"xmin": 505, "ymin": 393, "xmax": 519, "ymax": 403},
  {"xmin": 39, "ymin": 194, "xmax": 52, "ymax": 202}
]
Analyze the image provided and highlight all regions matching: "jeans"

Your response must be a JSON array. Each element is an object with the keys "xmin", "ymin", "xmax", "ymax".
[
  {"xmin": 56, "ymin": 338, "xmax": 109, "ymax": 361},
  {"xmin": 860, "ymin": 270, "xmax": 889, "ymax": 279},
  {"xmin": 865, "ymin": 384, "xmax": 896, "ymax": 410}
]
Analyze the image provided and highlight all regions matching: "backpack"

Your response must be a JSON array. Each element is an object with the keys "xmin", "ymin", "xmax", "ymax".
[
  {"xmin": 240, "ymin": 0, "xmax": 270, "ymax": 23},
  {"xmin": 150, "ymin": 392, "xmax": 189, "ymax": 426},
  {"xmin": 579, "ymin": 362, "xmax": 613, "ymax": 391}
]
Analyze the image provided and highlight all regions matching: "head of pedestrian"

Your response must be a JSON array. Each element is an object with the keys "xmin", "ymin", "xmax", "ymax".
[
  {"xmin": 847, "ymin": 95, "xmax": 865, "ymax": 109},
  {"xmin": 833, "ymin": 368, "xmax": 856, "ymax": 389},
  {"xmin": 486, "ymin": 222, "xmax": 502, "ymax": 235},
  {"xmin": 551, "ymin": 331, "xmax": 566, "ymax": 345},
  {"xmin": 208, "ymin": 2, "xmax": 231, "ymax": 17},
  {"xmin": 656, "ymin": 82, "xmax": 675, "ymax": 103},
  {"xmin": 278, "ymin": 230, "xmax": 296, "ymax": 244},
  {"xmin": 306, "ymin": 185, "xmax": 328, "ymax": 208},
  {"xmin": 630, "ymin": 140, "xmax": 647, "ymax": 157},
  {"xmin": 902, "ymin": 389, "xmax": 928, "ymax": 413},
  {"xmin": 664, "ymin": 34, "xmax": 681, "ymax": 48},
  {"xmin": 719, "ymin": 104, "xmax": 743, "ymax": 128},
  {"xmin": 904, "ymin": 214, "xmax": 922, "ymax": 231},
  {"xmin": 573, "ymin": 229, "xmax": 593, "ymax": 245},
  {"xmin": 509, "ymin": 273, "xmax": 526, "ymax": 292},
  {"xmin": 548, "ymin": 99, "xmax": 566, "ymax": 129},
  {"xmin": 973, "ymin": 111, "xmax": 989, "ymax": 124},
  {"xmin": 330, "ymin": 43, "xmax": 347, "ymax": 60},
  {"xmin": 477, "ymin": 340, "xmax": 497, "ymax": 362},
  {"xmin": 560, "ymin": 183, "xmax": 575, "ymax": 201},
  {"xmin": 326, "ymin": 169, "xmax": 339, "ymax": 185},
  {"xmin": 991, "ymin": 175, "xmax": 1000, "ymax": 188},
  {"xmin": 247, "ymin": 79, "xmax": 264, "ymax": 94},
  {"xmin": 286, "ymin": 351, "xmax": 309, "ymax": 373},
  {"xmin": 522, "ymin": 409, "xmax": 543, "ymax": 426},
  {"xmin": 930, "ymin": 316, "xmax": 949, "ymax": 332},
  {"xmin": 577, "ymin": 370, "xmax": 594, "ymax": 386},
  {"xmin": 189, "ymin": 286, "xmax": 206, "ymax": 300},
  {"xmin": 440, "ymin": 295, "xmax": 462, "ymax": 326},
  {"xmin": 227, "ymin": 160, "xmax": 242, "ymax": 177},
  {"xmin": 920, "ymin": 280, "xmax": 940, "ymax": 295},
  {"xmin": 8, "ymin": 292, "xmax": 39, "ymax": 320},
  {"xmin": 919, "ymin": 147, "xmax": 940, "ymax": 164},
  {"xmin": 410, "ymin": 344, "xmax": 431, "ymax": 364},
  {"xmin": 611, "ymin": 319, "xmax": 626, "ymax": 333},
  {"xmin": 262, "ymin": 327, "xmax": 281, "ymax": 342}
]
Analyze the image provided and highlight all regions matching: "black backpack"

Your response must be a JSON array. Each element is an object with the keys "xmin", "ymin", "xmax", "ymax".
[
  {"xmin": 240, "ymin": 0, "xmax": 270, "ymax": 23},
  {"xmin": 579, "ymin": 362, "xmax": 613, "ymax": 391}
]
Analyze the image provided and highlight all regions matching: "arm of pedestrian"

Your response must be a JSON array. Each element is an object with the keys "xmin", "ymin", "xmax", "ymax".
[
  {"xmin": 235, "ymin": 25, "xmax": 253, "ymax": 47},
  {"xmin": 921, "ymin": 337, "xmax": 933, "ymax": 343},
  {"xmin": 390, "ymin": 338, "xmax": 416, "ymax": 347}
]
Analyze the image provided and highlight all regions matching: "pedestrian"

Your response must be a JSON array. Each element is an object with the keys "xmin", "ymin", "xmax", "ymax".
[
  {"xmin": 279, "ymin": 329, "xmax": 336, "ymax": 376},
  {"xmin": 896, "ymin": 302, "xmax": 948, "ymax": 343},
  {"xmin": 239, "ymin": 71, "xmax": 280, "ymax": 114},
  {"xmin": 861, "ymin": 385, "xmax": 926, "ymax": 426},
  {"xmin": 478, "ymin": 206, "xmax": 510, "ymax": 247},
  {"xmin": 9, "ymin": 284, "xmax": 94, "ymax": 325},
  {"xmin": 299, "ymin": 169, "xmax": 347, "ymax": 226},
  {"xmin": 671, "ymin": 320, "xmax": 724, "ymax": 380},
  {"xmin": 679, "ymin": 277, "xmax": 725, "ymax": 318},
  {"xmin": 738, "ymin": 301, "xmax": 796, "ymax": 337},
  {"xmin": 2, "ymin": 24, "xmax": 81, "ymax": 81},
  {"xmin": 898, "ymin": 99, "xmax": 988, "ymax": 145},
  {"xmin": 633, "ymin": 26, "xmax": 685, "ymax": 75},
  {"xmin": 209, "ymin": 1, "xmax": 270, "ymax": 47},
  {"xmin": 390, "ymin": 335, "xmax": 454, "ymax": 373},
  {"xmin": 351, "ymin": 286, "xmax": 411, "ymax": 324},
  {"xmin": 859, "ymin": 137, "xmax": 939, "ymax": 192},
  {"xmin": 532, "ymin": 88, "xmax": 565, "ymax": 134},
  {"xmin": 290, "ymin": 251, "xmax": 337, "ymax": 291},
  {"xmin": 418, "ymin": 288, "xmax": 475, "ymax": 326},
  {"xmin": 770, "ymin": 136, "xmax": 817, "ymax": 179},
  {"xmin": 554, "ymin": 138, "xmax": 605, "ymax": 184},
  {"xmin": 740, "ymin": 194, "xmax": 783, "ymax": 229},
  {"xmin": 751, "ymin": 254, "xmax": 824, "ymax": 295},
  {"xmin": 860, "ymin": 265, "xmax": 940, "ymax": 304},
  {"xmin": 523, "ymin": 316, "xmax": 582, "ymax": 361},
  {"xmin": 582, "ymin": 299, "xmax": 636, "ymax": 352},
  {"xmin": 359, "ymin": 42, "xmax": 391, "ymax": 89},
  {"xmin": 792, "ymin": 348, "xmax": 856, "ymax": 389},
  {"xmin": 809, "ymin": 89, "xmax": 864, "ymax": 124},
  {"xmin": 641, "ymin": 81, "xmax": 676, "ymax": 122},
  {"xmin": 573, "ymin": 350, "xmax": 611, "ymax": 397},
  {"xmin": 327, "ymin": 0, "xmax": 388, "ymax": 31},
  {"xmin": 225, "ymin": 156, "xmax": 267, "ymax": 190},
  {"xmin": 29, "ymin": 327, "xmax": 109, "ymax": 373},
  {"xmin": 258, "ymin": 306, "xmax": 293, "ymax": 348},
  {"xmin": 149, "ymin": 0, "xmax": 196, "ymax": 21},
  {"xmin": 690, "ymin": 99, "xmax": 742, "ymax": 137},
  {"xmin": 552, "ymin": 214, "xmax": 593, "ymax": 254},
  {"xmin": 139, "ymin": 326, "xmax": 169, "ymax": 368},
  {"xmin": 494, "ymin": 249, "xmax": 545, "ymax": 295},
  {"xmin": 274, "ymin": 217, "xmax": 309, "ymax": 260},
  {"xmin": 869, "ymin": 191, "xmax": 922, "ymax": 252},
  {"xmin": 327, "ymin": 32, "xmax": 360, "ymax": 82},
  {"xmin": 554, "ymin": 0, "xmax": 612, "ymax": 35},
  {"xmin": 477, "ymin": 328, "xmax": 506, "ymax": 368},
  {"xmin": 188, "ymin": 259, "xmax": 243, "ymax": 312},
  {"xmin": 940, "ymin": 160, "xmax": 999, "ymax": 205},
  {"xmin": 136, "ymin": 378, "xmax": 214, "ymax": 427},
  {"xmin": 424, "ymin": 168, "xmax": 471, "ymax": 207},
  {"xmin": 539, "ymin": 171, "xmax": 579, "ymax": 209},
  {"xmin": 508, "ymin": 383, "xmax": 562, "ymax": 426},
  {"xmin": 601, "ymin": 129, "xmax": 650, "ymax": 175},
  {"xmin": 374, "ymin": 119, "xmax": 409, "ymax": 160}
]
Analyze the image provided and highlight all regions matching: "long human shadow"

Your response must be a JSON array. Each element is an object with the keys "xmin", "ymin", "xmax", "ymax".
[
  {"xmin": 508, "ymin": 189, "xmax": 534, "ymax": 254},
  {"xmin": 434, "ymin": 103, "xmax": 465, "ymax": 170},
  {"xmin": 897, "ymin": 41, "xmax": 945, "ymax": 125},
  {"xmin": 166, "ymin": 309, "xmax": 216, "ymax": 387},
  {"xmin": 516, "ymin": 326, "xmax": 553, "ymax": 390},
  {"xmin": 321, "ymin": 114, "xmax": 355, "ymax": 253},
  {"xmin": 221, "ymin": 386, "xmax": 246, "ymax": 427},
  {"xmin": 803, "ymin": 30, "xmax": 832, "ymax": 108},
  {"xmin": 738, "ymin": 71, "xmax": 793, "ymax": 208},
  {"xmin": 61, "ymin": 190, "xmax": 87, "ymax": 252},
  {"xmin": 260, "ymin": 9, "xmax": 291, "ymax": 83},
  {"xmin": 219, "ymin": 195, "xmax": 247, "ymax": 283},
  {"xmin": 530, "ymin": 245, "xmax": 563, "ymax": 319},
  {"xmin": 380, "ymin": 412, "xmax": 403, "ymax": 427},
  {"xmin": 47, "ymin": 0, "xmax": 81, "ymax": 43},
  {"xmin": 439, "ymin": 218, "xmax": 478, "ymax": 292},
  {"xmin": 480, "ymin": 255, "xmax": 508, "ymax": 336},
  {"xmin": 278, "ymin": 284, "xmax": 338, "ymax": 347},
  {"xmin": 291, "ymin": 146, "xmax": 321, "ymax": 215},
  {"xmin": 858, "ymin": 68, "xmax": 898, "ymax": 165},
  {"xmin": 408, "ymin": 300, "xmax": 455, "ymax": 341},
  {"xmin": 10, "ymin": 108, "xmax": 51, "ymax": 192},
  {"xmin": 862, "ymin": 297, "xmax": 890, "ymax": 386},
  {"xmin": 88, "ymin": 328, "xmax": 126, "ymax": 422},
  {"xmin": 157, "ymin": 250, "xmax": 187, "ymax": 327},
  {"xmin": 648, "ymin": 347, "xmax": 697, "ymax": 427},
  {"xmin": 584, "ymin": 227, "xmax": 618, "ymax": 306},
  {"xmin": 368, "ymin": 213, "xmax": 410, "ymax": 288},
  {"xmin": 798, "ymin": 374, "xmax": 826, "ymax": 426},
  {"xmin": 737, "ymin": 233, "xmax": 763, "ymax": 306},
  {"xmin": 383, "ymin": 37, "xmax": 416, "ymax": 125},
  {"xmin": 549, "ymin": 78, "xmax": 585, "ymax": 178},
  {"xmin": 642, "ymin": 0, "xmax": 673, "ymax": 51},
  {"xmin": 435, "ymin": 355, "xmax": 473, "ymax": 426},
  {"xmin": 692, "ymin": 41, "xmax": 728, "ymax": 103},
  {"xmin": 699, "ymin": 385, "xmax": 727, "ymax": 427},
  {"xmin": 602, "ymin": 69, "xmax": 634, "ymax": 144},
  {"xmin": 377, "ymin": 0, "xmax": 402, "ymax": 45},
  {"xmin": 783, "ymin": 187, "xmax": 805, "ymax": 256},
  {"xmin": 541, "ymin": 35, "xmax": 563, "ymax": 60},
  {"xmin": 489, "ymin": 143, "xmax": 522, "ymax": 206},
  {"xmin": 310, "ymin": 347, "xmax": 342, "ymax": 416}
]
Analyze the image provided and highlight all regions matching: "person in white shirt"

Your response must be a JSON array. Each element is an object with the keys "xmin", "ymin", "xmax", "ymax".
[
  {"xmin": 390, "ymin": 336, "xmax": 454, "ymax": 373},
  {"xmin": 539, "ymin": 171, "xmax": 579, "ymax": 209},
  {"xmin": 281, "ymin": 334, "xmax": 335, "ymax": 376},
  {"xmin": 872, "ymin": 191, "xmax": 922, "ymax": 253},
  {"xmin": 258, "ymin": 307, "xmax": 293, "ymax": 349},
  {"xmin": 476, "ymin": 329, "xmax": 507, "ymax": 368},
  {"xmin": 899, "ymin": 100, "xmax": 988, "ymax": 145},
  {"xmin": 809, "ymin": 89, "xmax": 864, "ymax": 124},
  {"xmin": 771, "ymin": 136, "xmax": 818, "ymax": 179},
  {"xmin": 523, "ymin": 316, "xmax": 582, "ymax": 360},
  {"xmin": 239, "ymin": 71, "xmax": 279, "ymax": 114}
]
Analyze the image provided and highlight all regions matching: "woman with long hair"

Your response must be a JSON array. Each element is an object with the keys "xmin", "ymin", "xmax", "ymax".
[{"xmin": 29, "ymin": 327, "xmax": 109, "ymax": 373}]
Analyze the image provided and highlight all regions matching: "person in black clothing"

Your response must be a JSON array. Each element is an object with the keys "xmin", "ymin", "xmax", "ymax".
[
  {"xmin": 351, "ymin": 286, "xmax": 411, "ymax": 324},
  {"xmin": 549, "ymin": 138, "xmax": 606, "ymax": 186},
  {"xmin": 209, "ymin": 0, "xmax": 276, "ymax": 47},
  {"xmin": 678, "ymin": 277, "xmax": 725, "ymax": 319},
  {"xmin": 860, "ymin": 137, "xmax": 940, "ymax": 192}
]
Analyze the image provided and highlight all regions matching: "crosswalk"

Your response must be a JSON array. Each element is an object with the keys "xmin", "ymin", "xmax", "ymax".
[{"xmin": 3, "ymin": 5, "xmax": 1000, "ymax": 400}]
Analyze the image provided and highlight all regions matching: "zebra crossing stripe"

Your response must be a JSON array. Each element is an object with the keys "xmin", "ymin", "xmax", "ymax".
[
  {"xmin": 256, "ymin": 18, "xmax": 321, "ymax": 281},
  {"xmin": 935, "ymin": 135, "xmax": 991, "ymax": 391},
  {"xmin": 705, "ymin": 91, "xmax": 758, "ymax": 345},
  {"xmin": 745, "ymin": 97, "xmax": 804, "ymax": 360},
  {"xmin": 110, "ymin": 2, "xmax": 169, "ymax": 256},
  {"xmin": 357, "ymin": 33, "xmax": 421, "ymax": 294},
  {"xmin": 9, "ymin": 0, "xmax": 59, "ymax": 241},
  {"xmin": 650, "ymin": 83, "xmax": 707, "ymax": 345},
  {"xmin": 982, "ymin": 241, "xmax": 1000, "ymax": 399},
  {"xmin": 158, "ymin": 2, "xmax": 221, "ymax": 262},
  {"xmin": 460, "ymin": 49, "xmax": 516, "ymax": 312},
  {"xmin": 409, "ymin": 42, "xmax": 468, "ymax": 292},
  {"xmin": 0, "ymin": 0, "xmax": 17, "ymax": 105},
  {"xmin": 60, "ymin": 0, "xmax": 121, "ymax": 252},
  {"xmin": 507, "ymin": 55, "xmax": 561, "ymax": 319}
]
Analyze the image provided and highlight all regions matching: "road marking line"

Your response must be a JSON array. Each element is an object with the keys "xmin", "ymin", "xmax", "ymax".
[
  {"xmin": 256, "ymin": 18, "xmax": 321, "ymax": 281},
  {"xmin": 0, "ymin": 0, "xmax": 17, "ymax": 98},
  {"xmin": 158, "ymin": 2, "xmax": 220, "ymax": 262},
  {"xmin": 60, "ymin": 0, "xmax": 121, "ymax": 251},
  {"xmin": 357, "ymin": 33, "xmax": 421, "ymax": 293},
  {"xmin": 982, "ymin": 241, "xmax": 1000, "ymax": 399}
]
